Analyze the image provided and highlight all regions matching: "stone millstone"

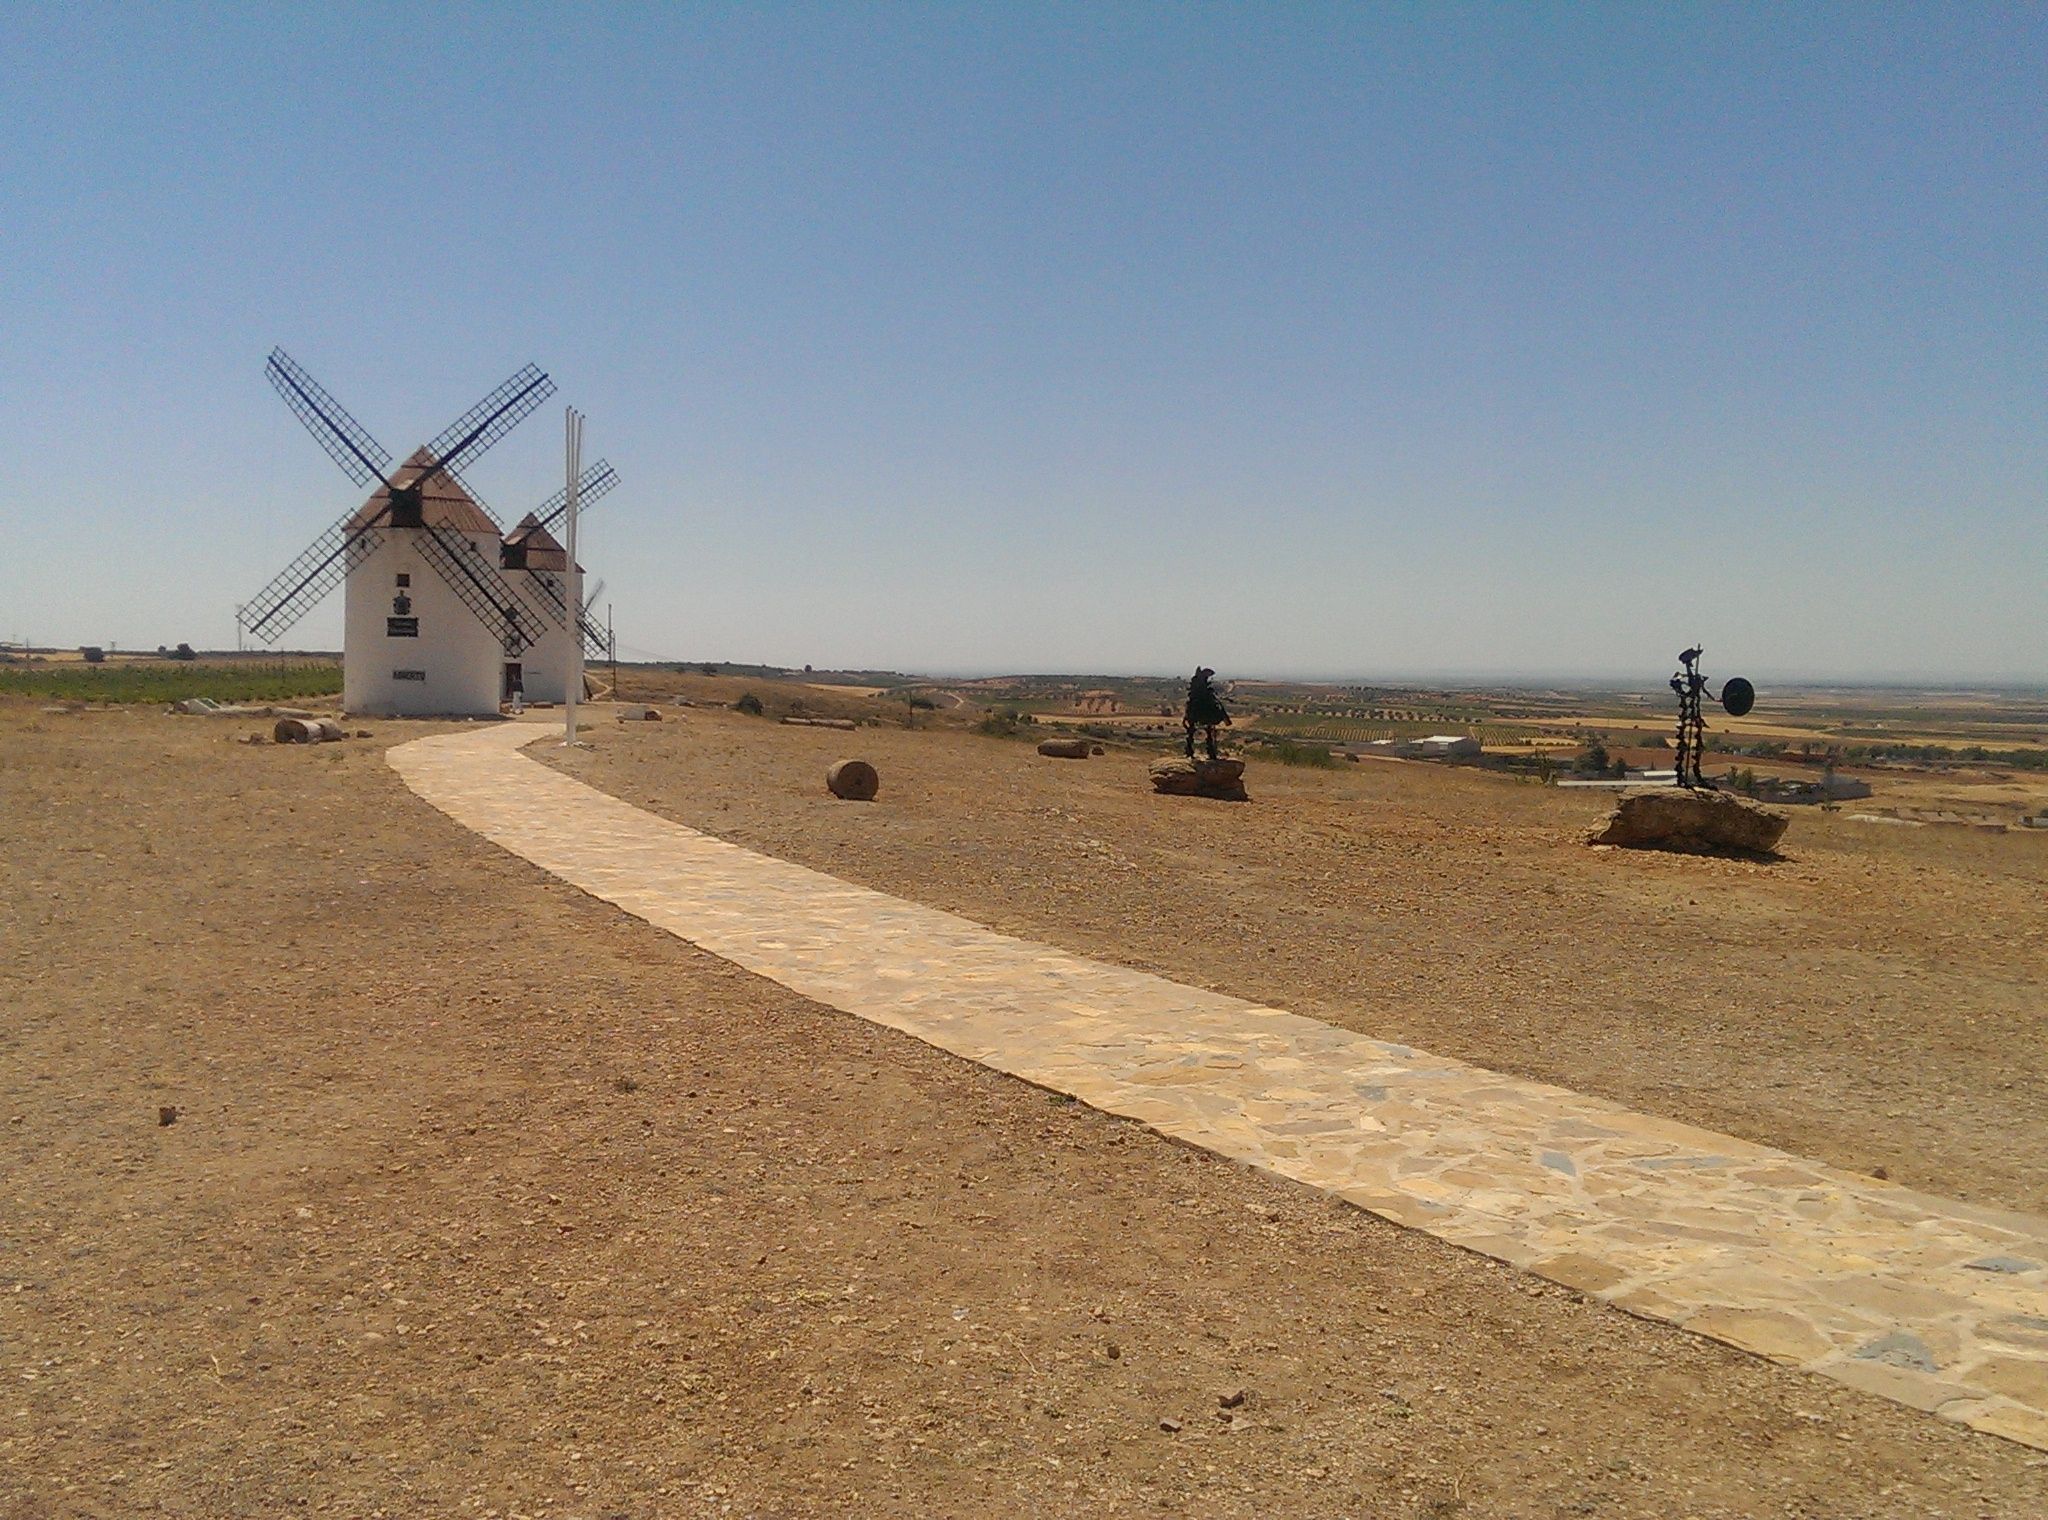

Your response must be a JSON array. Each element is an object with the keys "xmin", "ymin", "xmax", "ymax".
[
  {"xmin": 1037, "ymin": 737, "xmax": 1092, "ymax": 759},
  {"xmin": 273, "ymin": 717, "xmax": 344, "ymax": 744},
  {"xmin": 826, "ymin": 759, "xmax": 880, "ymax": 801},
  {"xmin": 1149, "ymin": 756, "xmax": 1249, "ymax": 802},
  {"xmin": 1589, "ymin": 786, "xmax": 1789, "ymax": 856}
]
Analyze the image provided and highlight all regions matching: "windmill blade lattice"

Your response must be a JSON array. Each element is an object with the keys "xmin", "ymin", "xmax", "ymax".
[
  {"xmin": 523, "ymin": 567, "xmax": 573, "ymax": 625},
  {"xmin": 532, "ymin": 460, "xmax": 620, "ymax": 535},
  {"xmin": 237, "ymin": 514, "xmax": 387, "ymax": 643},
  {"xmin": 264, "ymin": 349, "xmax": 392, "ymax": 488},
  {"xmin": 415, "ymin": 523, "xmax": 558, "ymax": 655},
  {"xmin": 415, "ymin": 364, "xmax": 557, "ymax": 504}
]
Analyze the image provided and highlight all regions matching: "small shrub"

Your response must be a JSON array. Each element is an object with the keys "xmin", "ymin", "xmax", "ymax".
[
  {"xmin": 735, "ymin": 692, "xmax": 764, "ymax": 716},
  {"xmin": 1262, "ymin": 739, "xmax": 1338, "ymax": 768}
]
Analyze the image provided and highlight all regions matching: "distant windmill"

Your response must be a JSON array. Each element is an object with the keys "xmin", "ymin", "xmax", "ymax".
[
  {"xmin": 499, "ymin": 478, "xmax": 620, "ymax": 703},
  {"xmin": 238, "ymin": 349, "xmax": 609, "ymax": 715}
]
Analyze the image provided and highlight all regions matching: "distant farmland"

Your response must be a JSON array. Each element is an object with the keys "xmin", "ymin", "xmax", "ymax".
[
  {"xmin": 0, "ymin": 660, "xmax": 342, "ymax": 704},
  {"xmin": 1253, "ymin": 713, "xmax": 1548, "ymax": 747}
]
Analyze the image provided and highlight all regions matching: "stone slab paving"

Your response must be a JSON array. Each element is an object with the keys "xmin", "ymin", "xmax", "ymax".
[{"xmin": 390, "ymin": 722, "xmax": 2048, "ymax": 1450}]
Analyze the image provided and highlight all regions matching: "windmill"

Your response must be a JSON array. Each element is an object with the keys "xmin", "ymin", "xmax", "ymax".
[
  {"xmin": 498, "ymin": 469, "xmax": 621, "ymax": 703},
  {"xmin": 239, "ymin": 348, "xmax": 587, "ymax": 716}
]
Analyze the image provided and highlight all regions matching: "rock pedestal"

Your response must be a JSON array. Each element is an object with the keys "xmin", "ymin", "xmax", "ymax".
[
  {"xmin": 1589, "ymin": 787, "xmax": 1788, "ymax": 855},
  {"xmin": 1149, "ymin": 756, "xmax": 1248, "ymax": 802}
]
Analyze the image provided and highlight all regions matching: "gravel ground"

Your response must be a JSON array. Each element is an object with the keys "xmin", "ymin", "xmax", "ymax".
[{"xmin": 4, "ymin": 704, "xmax": 2046, "ymax": 1518}]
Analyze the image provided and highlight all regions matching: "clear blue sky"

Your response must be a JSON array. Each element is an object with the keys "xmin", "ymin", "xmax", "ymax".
[{"xmin": 3, "ymin": 4, "xmax": 2042, "ymax": 682}]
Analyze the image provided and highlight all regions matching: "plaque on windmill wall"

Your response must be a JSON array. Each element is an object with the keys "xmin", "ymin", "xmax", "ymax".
[
  {"xmin": 387, "ymin": 616, "xmax": 419, "ymax": 638},
  {"xmin": 392, "ymin": 669, "xmax": 426, "ymax": 682}
]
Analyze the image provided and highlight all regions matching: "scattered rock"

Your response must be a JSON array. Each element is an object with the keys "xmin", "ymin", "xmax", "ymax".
[
  {"xmin": 826, "ymin": 759, "xmax": 880, "ymax": 801},
  {"xmin": 1218, "ymin": 1387, "xmax": 1246, "ymax": 1409},
  {"xmin": 1964, "ymin": 1255, "xmax": 2040, "ymax": 1274},
  {"xmin": 1158, "ymin": 1417, "xmax": 1182, "ymax": 1434},
  {"xmin": 273, "ymin": 717, "xmax": 345, "ymax": 744},
  {"xmin": 1037, "ymin": 738, "xmax": 1092, "ymax": 759},
  {"xmin": 1586, "ymin": 787, "xmax": 1787, "ymax": 855},
  {"xmin": 1091, "ymin": 744, "xmax": 1105, "ymax": 756},
  {"xmin": 157, "ymin": 1106, "xmax": 179, "ymax": 1127},
  {"xmin": 1149, "ymin": 756, "xmax": 1249, "ymax": 802},
  {"xmin": 616, "ymin": 705, "xmax": 661, "ymax": 721},
  {"xmin": 1852, "ymin": 1330, "xmax": 1937, "ymax": 1373}
]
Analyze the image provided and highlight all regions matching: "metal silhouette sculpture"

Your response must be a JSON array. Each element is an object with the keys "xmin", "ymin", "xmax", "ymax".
[
  {"xmin": 1183, "ymin": 667, "xmax": 1231, "ymax": 759},
  {"xmin": 1670, "ymin": 646, "xmax": 1755, "ymax": 789}
]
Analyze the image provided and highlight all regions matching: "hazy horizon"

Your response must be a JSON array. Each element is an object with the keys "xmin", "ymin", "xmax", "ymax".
[{"xmin": 12, "ymin": 640, "xmax": 2039, "ymax": 696}]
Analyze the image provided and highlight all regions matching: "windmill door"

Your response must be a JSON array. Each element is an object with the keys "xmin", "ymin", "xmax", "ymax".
[{"xmin": 503, "ymin": 662, "xmax": 523, "ymax": 700}]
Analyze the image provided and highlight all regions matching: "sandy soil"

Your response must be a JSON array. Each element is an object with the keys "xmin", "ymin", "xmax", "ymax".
[
  {"xmin": 6, "ymin": 705, "xmax": 2048, "ymax": 1518},
  {"xmin": 549, "ymin": 709, "xmax": 2048, "ymax": 1219}
]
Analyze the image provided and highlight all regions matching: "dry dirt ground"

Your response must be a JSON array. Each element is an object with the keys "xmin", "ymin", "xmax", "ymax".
[
  {"xmin": 5, "ymin": 705, "xmax": 2048, "ymax": 1519},
  {"xmin": 550, "ymin": 709, "xmax": 2048, "ymax": 1220}
]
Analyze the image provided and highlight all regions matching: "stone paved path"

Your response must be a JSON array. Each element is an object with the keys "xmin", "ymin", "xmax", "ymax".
[{"xmin": 390, "ymin": 723, "xmax": 2048, "ymax": 1450}]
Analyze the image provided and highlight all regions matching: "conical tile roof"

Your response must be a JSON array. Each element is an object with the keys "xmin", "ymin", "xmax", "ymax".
[{"xmin": 346, "ymin": 447, "xmax": 499, "ymax": 534}]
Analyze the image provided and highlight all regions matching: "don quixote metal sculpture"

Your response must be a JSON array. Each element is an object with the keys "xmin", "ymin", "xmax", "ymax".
[
  {"xmin": 1670, "ymin": 646, "xmax": 1755, "ymax": 789},
  {"xmin": 1183, "ymin": 667, "xmax": 1232, "ymax": 759}
]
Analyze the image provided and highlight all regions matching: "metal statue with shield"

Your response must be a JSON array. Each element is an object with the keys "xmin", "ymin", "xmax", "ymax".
[{"xmin": 1670, "ymin": 646, "xmax": 1755, "ymax": 789}]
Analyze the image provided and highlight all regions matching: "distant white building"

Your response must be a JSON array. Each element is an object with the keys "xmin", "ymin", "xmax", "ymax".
[{"xmin": 1345, "ymin": 734, "xmax": 1484, "ymax": 762}]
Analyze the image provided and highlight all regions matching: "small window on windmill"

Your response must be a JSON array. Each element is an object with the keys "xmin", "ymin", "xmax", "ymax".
[{"xmin": 396, "ymin": 573, "xmax": 410, "ymax": 588}]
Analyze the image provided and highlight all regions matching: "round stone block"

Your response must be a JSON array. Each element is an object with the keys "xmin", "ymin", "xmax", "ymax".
[{"xmin": 826, "ymin": 758, "xmax": 880, "ymax": 801}]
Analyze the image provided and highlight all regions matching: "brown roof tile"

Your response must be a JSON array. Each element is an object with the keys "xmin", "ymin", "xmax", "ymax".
[{"xmin": 346, "ymin": 447, "xmax": 500, "ymax": 535}]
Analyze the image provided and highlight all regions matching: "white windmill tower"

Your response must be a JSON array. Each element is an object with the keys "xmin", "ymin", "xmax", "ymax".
[
  {"xmin": 499, "ymin": 460, "xmax": 620, "ymax": 704},
  {"xmin": 238, "ymin": 349, "xmax": 581, "ymax": 716}
]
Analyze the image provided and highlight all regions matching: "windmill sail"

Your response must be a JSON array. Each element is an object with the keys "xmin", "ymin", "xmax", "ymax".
[
  {"xmin": 415, "ymin": 523, "xmax": 557, "ymax": 655},
  {"xmin": 238, "ymin": 513, "xmax": 387, "ymax": 643},
  {"xmin": 410, "ymin": 364, "xmax": 557, "ymax": 513},
  {"xmin": 265, "ymin": 349, "xmax": 392, "ymax": 487},
  {"xmin": 531, "ymin": 460, "xmax": 620, "ymax": 535}
]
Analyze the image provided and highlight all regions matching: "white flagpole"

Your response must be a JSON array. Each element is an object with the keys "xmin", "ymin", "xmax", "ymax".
[{"xmin": 563, "ymin": 407, "xmax": 584, "ymax": 746}]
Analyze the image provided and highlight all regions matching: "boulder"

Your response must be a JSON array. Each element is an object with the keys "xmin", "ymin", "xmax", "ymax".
[
  {"xmin": 1149, "ymin": 756, "xmax": 1249, "ymax": 802},
  {"xmin": 1037, "ymin": 737, "xmax": 1092, "ymax": 759},
  {"xmin": 1589, "ymin": 787, "xmax": 1789, "ymax": 855},
  {"xmin": 826, "ymin": 758, "xmax": 880, "ymax": 801},
  {"xmin": 616, "ymin": 705, "xmax": 661, "ymax": 721},
  {"xmin": 784, "ymin": 716, "xmax": 857, "ymax": 731}
]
